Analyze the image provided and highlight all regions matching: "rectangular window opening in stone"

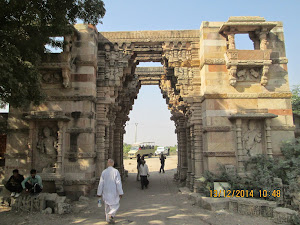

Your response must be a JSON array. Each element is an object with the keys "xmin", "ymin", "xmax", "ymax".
[{"xmin": 234, "ymin": 34, "xmax": 255, "ymax": 50}]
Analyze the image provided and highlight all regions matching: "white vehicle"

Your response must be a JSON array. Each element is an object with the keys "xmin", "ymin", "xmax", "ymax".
[{"xmin": 155, "ymin": 146, "xmax": 169, "ymax": 156}]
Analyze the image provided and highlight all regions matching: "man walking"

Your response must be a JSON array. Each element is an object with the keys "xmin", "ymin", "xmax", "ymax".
[
  {"xmin": 159, "ymin": 153, "xmax": 166, "ymax": 173},
  {"xmin": 5, "ymin": 169, "xmax": 24, "ymax": 197},
  {"xmin": 97, "ymin": 159, "xmax": 124, "ymax": 224},
  {"xmin": 139, "ymin": 160, "xmax": 149, "ymax": 189}
]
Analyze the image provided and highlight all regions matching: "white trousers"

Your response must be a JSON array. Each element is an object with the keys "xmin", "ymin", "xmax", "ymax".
[{"xmin": 105, "ymin": 203, "xmax": 120, "ymax": 221}]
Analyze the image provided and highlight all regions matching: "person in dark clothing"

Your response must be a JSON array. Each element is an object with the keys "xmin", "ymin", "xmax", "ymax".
[
  {"xmin": 159, "ymin": 153, "xmax": 166, "ymax": 173},
  {"xmin": 5, "ymin": 169, "xmax": 24, "ymax": 197},
  {"xmin": 136, "ymin": 154, "xmax": 142, "ymax": 181}
]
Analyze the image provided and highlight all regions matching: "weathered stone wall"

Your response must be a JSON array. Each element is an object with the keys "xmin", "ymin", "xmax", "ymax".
[{"xmin": 3, "ymin": 17, "xmax": 295, "ymax": 197}]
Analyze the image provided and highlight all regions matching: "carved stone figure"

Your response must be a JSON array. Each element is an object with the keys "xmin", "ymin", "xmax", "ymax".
[
  {"xmin": 229, "ymin": 66, "xmax": 237, "ymax": 86},
  {"xmin": 249, "ymin": 69, "xmax": 259, "ymax": 79},
  {"xmin": 62, "ymin": 68, "xmax": 70, "ymax": 88},
  {"xmin": 237, "ymin": 69, "xmax": 247, "ymax": 81},
  {"xmin": 37, "ymin": 126, "xmax": 58, "ymax": 172},
  {"xmin": 242, "ymin": 120, "xmax": 262, "ymax": 156},
  {"xmin": 260, "ymin": 65, "xmax": 269, "ymax": 86}
]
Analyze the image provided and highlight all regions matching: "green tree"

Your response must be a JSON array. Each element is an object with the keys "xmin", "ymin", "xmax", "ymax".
[
  {"xmin": 0, "ymin": 0, "xmax": 105, "ymax": 108},
  {"xmin": 291, "ymin": 85, "xmax": 300, "ymax": 115},
  {"xmin": 123, "ymin": 143, "xmax": 132, "ymax": 157}
]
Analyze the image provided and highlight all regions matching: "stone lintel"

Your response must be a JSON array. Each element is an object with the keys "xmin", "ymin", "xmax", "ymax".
[
  {"xmin": 203, "ymin": 152, "xmax": 235, "ymax": 157},
  {"xmin": 48, "ymin": 95, "xmax": 97, "ymax": 102},
  {"xmin": 23, "ymin": 111, "xmax": 70, "ymax": 121},
  {"xmin": 200, "ymin": 92, "xmax": 292, "ymax": 101},
  {"xmin": 40, "ymin": 173, "xmax": 64, "ymax": 181},
  {"xmin": 99, "ymin": 30, "xmax": 199, "ymax": 43},
  {"xmin": 66, "ymin": 128, "xmax": 94, "ymax": 133},
  {"xmin": 135, "ymin": 67, "xmax": 164, "ymax": 75},
  {"xmin": 203, "ymin": 126, "xmax": 231, "ymax": 132},
  {"xmin": 141, "ymin": 81, "xmax": 159, "ymax": 85},
  {"xmin": 219, "ymin": 16, "xmax": 277, "ymax": 35},
  {"xmin": 228, "ymin": 113, "xmax": 278, "ymax": 120}
]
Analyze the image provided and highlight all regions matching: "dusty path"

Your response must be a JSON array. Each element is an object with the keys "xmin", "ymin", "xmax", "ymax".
[{"xmin": 0, "ymin": 155, "xmax": 273, "ymax": 225}]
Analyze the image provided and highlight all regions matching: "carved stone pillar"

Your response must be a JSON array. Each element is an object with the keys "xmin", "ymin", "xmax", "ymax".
[
  {"xmin": 56, "ymin": 121, "xmax": 64, "ymax": 176},
  {"xmin": 96, "ymin": 104, "xmax": 107, "ymax": 177},
  {"xmin": 105, "ymin": 126, "xmax": 109, "ymax": 161},
  {"xmin": 259, "ymin": 31, "xmax": 268, "ymax": 50},
  {"xmin": 249, "ymin": 32, "xmax": 260, "ymax": 50},
  {"xmin": 113, "ymin": 118, "xmax": 121, "ymax": 171},
  {"xmin": 176, "ymin": 127, "xmax": 181, "ymax": 179},
  {"xmin": 227, "ymin": 33, "xmax": 236, "ymax": 50},
  {"xmin": 193, "ymin": 123, "xmax": 203, "ymax": 192},
  {"xmin": 28, "ymin": 121, "xmax": 35, "ymax": 169},
  {"xmin": 179, "ymin": 118, "xmax": 187, "ymax": 182},
  {"xmin": 191, "ymin": 102, "xmax": 203, "ymax": 192},
  {"xmin": 186, "ymin": 126, "xmax": 192, "ymax": 189},
  {"xmin": 109, "ymin": 124, "xmax": 114, "ymax": 159},
  {"xmin": 120, "ymin": 128, "xmax": 125, "ymax": 178},
  {"xmin": 236, "ymin": 118, "xmax": 244, "ymax": 173},
  {"xmin": 190, "ymin": 125, "xmax": 195, "ymax": 191},
  {"xmin": 265, "ymin": 118, "xmax": 273, "ymax": 158}
]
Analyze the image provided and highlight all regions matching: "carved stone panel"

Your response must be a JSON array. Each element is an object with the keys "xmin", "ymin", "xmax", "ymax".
[
  {"xmin": 36, "ymin": 125, "xmax": 58, "ymax": 173},
  {"xmin": 41, "ymin": 71, "xmax": 62, "ymax": 84},
  {"xmin": 241, "ymin": 120, "xmax": 263, "ymax": 157},
  {"xmin": 236, "ymin": 67, "xmax": 261, "ymax": 82}
]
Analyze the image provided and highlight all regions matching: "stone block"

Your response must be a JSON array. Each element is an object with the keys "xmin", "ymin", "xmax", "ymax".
[
  {"xmin": 199, "ymin": 197, "xmax": 229, "ymax": 211},
  {"xmin": 79, "ymin": 196, "xmax": 90, "ymax": 202},
  {"xmin": 179, "ymin": 187, "xmax": 191, "ymax": 195},
  {"xmin": 56, "ymin": 202, "xmax": 71, "ymax": 215},
  {"xmin": 237, "ymin": 198, "xmax": 261, "ymax": 216},
  {"xmin": 273, "ymin": 207, "xmax": 298, "ymax": 224},
  {"xmin": 229, "ymin": 198, "xmax": 277, "ymax": 218},
  {"xmin": 42, "ymin": 207, "xmax": 53, "ymax": 214}
]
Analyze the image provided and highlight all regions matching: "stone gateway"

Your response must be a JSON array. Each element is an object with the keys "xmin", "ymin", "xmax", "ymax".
[{"xmin": 4, "ymin": 17, "xmax": 294, "ymax": 197}]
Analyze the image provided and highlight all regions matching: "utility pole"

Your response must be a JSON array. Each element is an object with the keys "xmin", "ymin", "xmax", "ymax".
[{"xmin": 134, "ymin": 123, "xmax": 138, "ymax": 143}]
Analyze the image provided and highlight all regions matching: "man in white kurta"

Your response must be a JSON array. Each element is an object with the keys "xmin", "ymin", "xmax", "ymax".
[{"xmin": 97, "ymin": 159, "xmax": 124, "ymax": 224}]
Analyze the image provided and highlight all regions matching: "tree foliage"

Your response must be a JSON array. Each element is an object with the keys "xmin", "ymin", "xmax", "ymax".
[
  {"xmin": 291, "ymin": 85, "xmax": 300, "ymax": 116},
  {"xmin": 0, "ymin": 0, "xmax": 105, "ymax": 108}
]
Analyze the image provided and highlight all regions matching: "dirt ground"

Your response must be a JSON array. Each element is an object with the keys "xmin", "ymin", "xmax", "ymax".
[{"xmin": 0, "ymin": 155, "xmax": 274, "ymax": 225}]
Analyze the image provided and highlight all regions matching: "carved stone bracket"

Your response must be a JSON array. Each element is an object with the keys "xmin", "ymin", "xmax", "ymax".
[
  {"xmin": 261, "ymin": 65, "xmax": 269, "ymax": 86},
  {"xmin": 228, "ymin": 65, "xmax": 237, "ymax": 86}
]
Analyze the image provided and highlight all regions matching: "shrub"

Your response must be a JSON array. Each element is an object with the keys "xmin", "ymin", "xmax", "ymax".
[{"xmin": 203, "ymin": 138, "xmax": 300, "ymax": 209}]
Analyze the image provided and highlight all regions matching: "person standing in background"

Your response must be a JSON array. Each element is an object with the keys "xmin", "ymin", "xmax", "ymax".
[
  {"xmin": 139, "ymin": 160, "xmax": 149, "ymax": 189},
  {"xmin": 159, "ymin": 153, "xmax": 166, "ymax": 173}
]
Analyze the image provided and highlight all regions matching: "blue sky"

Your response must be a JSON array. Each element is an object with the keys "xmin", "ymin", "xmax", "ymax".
[{"xmin": 2, "ymin": 0, "xmax": 300, "ymax": 147}]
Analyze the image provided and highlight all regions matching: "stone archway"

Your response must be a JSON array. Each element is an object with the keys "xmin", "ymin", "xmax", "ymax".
[{"xmin": 4, "ymin": 17, "xmax": 294, "ymax": 197}]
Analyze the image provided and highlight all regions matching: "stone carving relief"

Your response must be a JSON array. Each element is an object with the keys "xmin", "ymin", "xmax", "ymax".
[
  {"xmin": 174, "ymin": 67, "xmax": 194, "ymax": 96},
  {"xmin": 236, "ymin": 68, "xmax": 261, "ymax": 81},
  {"xmin": 260, "ymin": 65, "xmax": 269, "ymax": 86},
  {"xmin": 37, "ymin": 126, "xmax": 58, "ymax": 173},
  {"xmin": 242, "ymin": 120, "xmax": 262, "ymax": 157},
  {"xmin": 62, "ymin": 68, "xmax": 70, "ymax": 88},
  {"xmin": 229, "ymin": 66, "xmax": 269, "ymax": 86},
  {"xmin": 41, "ymin": 71, "xmax": 62, "ymax": 84},
  {"xmin": 162, "ymin": 42, "xmax": 192, "ymax": 67},
  {"xmin": 228, "ymin": 66, "xmax": 237, "ymax": 86}
]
